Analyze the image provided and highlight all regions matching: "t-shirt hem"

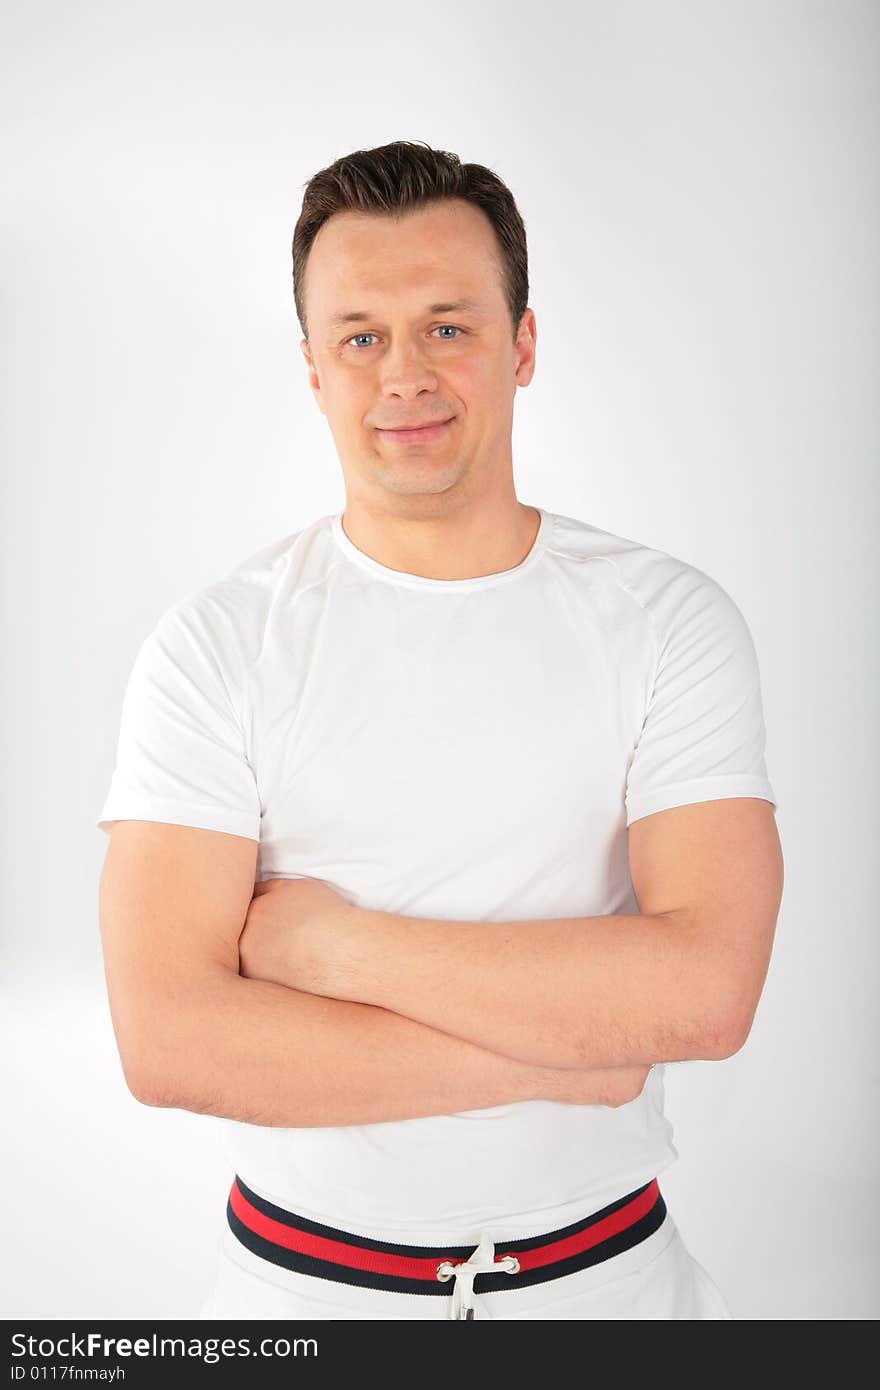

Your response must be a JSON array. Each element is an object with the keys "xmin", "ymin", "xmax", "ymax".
[
  {"xmin": 625, "ymin": 774, "xmax": 777, "ymax": 826},
  {"xmin": 96, "ymin": 796, "xmax": 261, "ymax": 841}
]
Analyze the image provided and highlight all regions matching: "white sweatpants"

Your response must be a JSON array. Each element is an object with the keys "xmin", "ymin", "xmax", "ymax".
[{"xmin": 197, "ymin": 1208, "xmax": 733, "ymax": 1321}]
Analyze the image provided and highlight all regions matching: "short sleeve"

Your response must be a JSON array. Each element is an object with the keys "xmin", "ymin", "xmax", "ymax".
[
  {"xmin": 96, "ymin": 600, "xmax": 262, "ymax": 841},
  {"xmin": 624, "ymin": 568, "xmax": 777, "ymax": 826}
]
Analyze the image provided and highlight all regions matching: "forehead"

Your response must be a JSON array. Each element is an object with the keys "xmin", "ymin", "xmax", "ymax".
[{"xmin": 305, "ymin": 198, "xmax": 505, "ymax": 320}]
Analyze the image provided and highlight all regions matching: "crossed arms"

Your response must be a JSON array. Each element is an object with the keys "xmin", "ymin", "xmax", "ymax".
[
  {"xmin": 240, "ymin": 796, "xmax": 782, "ymax": 1069},
  {"xmin": 98, "ymin": 797, "xmax": 782, "ymax": 1127}
]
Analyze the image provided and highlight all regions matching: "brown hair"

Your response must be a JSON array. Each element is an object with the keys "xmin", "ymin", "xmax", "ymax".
[{"xmin": 292, "ymin": 140, "xmax": 529, "ymax": 344}]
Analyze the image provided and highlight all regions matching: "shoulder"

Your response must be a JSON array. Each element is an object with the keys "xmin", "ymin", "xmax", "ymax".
[
  {"xmin": 543, "ymin": 508, "xmax": 752, "ymax": 653},
  {"xmin": 150, "ymin": 512, "xmax": 338, "ymax": 670}
]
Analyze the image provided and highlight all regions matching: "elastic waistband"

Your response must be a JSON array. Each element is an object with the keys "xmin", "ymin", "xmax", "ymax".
[{"xmin": 226, "ymin": 1175, "xmax": 667, "ymax": 1298}]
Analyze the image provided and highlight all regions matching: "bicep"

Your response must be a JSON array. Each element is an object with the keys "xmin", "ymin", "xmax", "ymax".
[
  {"xmin": 98, "ymin": 820, "xmax": 258, "ymax": 1096},
  {"xmin": 627, "ymin": 797, "xmax": 784, "ymax": 1047}
]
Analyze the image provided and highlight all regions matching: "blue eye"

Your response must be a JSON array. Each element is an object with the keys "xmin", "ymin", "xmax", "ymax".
[{"xmin": 345, "ymin": 325, "xmax": 463, "ymax": 348}]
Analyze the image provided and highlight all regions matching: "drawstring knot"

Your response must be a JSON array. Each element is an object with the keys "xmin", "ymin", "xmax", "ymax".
[{"xmin": 435, "ymin": 1231, "xmax": 521, "ymax": 1319}]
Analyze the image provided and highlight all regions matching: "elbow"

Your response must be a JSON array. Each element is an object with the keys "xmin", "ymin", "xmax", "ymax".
[
  {"xmin": 118, "ymin": 1015, "xmax": 220, "ymax": 1113},
  {"xmin": 701, "ymin": 999, "xmax": 757, "ymax": 1061},
  {"xmin": 112, "ymin": 995, "xmax": 211, "ymax": 1110},
  {"xmin": 121, "ymin": 1058, "xmax": 178, "ymax": 1108},
  {"xmin": 112, "ymin": 973, "xmax": 235, "ymax": 1114},
  {"xmin": 695, "ymin": 951, "xmax": 767, "ymax": 1060},
  {"xmin": 117, "ymin": 1023, "xmax": 189, "ymax": 1108}
]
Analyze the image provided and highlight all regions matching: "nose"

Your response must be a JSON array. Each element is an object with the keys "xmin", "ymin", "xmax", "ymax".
[{"xmin": 378, "ymin": 336, "xmax": 439, "ymax": 399}]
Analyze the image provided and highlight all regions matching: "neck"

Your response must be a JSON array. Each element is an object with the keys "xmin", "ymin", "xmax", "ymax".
[{"xmin": 337, "ymin": 493, "xmax": 541, "ymax": 582}]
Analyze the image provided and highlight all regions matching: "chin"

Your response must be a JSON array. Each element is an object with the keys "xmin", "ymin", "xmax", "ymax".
[{"xmin": 371, "ymin": 461, "xmax": 466, "ymax": 497}]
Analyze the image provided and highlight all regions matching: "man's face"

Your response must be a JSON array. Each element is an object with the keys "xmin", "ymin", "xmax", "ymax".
[{"xmin": 299, "ymin": 197, "xmax": 535, "ymax": 508}]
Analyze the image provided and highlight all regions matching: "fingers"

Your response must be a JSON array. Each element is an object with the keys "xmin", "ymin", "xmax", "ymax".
[{"xmin": 252, "ymin": 876, "xmax": 295, "ymax": 896}]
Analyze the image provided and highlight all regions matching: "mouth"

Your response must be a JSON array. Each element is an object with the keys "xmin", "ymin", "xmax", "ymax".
[{"xmin": 375, "ymin": 417, "xmax": 455, "ymax": 445}]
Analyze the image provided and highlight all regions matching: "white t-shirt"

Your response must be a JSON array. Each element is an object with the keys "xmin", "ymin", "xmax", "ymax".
[{"xmin": 97, "ymin": 505, "xmax": 777, "ymax": 1241}]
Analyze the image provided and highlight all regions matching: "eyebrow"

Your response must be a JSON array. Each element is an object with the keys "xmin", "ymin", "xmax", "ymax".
[{"xmin": 327, "ymin": 299, "xmax": 483, "ymax": 329}]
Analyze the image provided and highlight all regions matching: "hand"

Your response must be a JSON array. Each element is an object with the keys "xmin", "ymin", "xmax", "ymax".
[
  {"xmin": 238, "ymin": 876, "xmax": 360, "ymax": 998},
  {"xmin": 537, "ymin": 1064, "xmax": 653, "ymax": 1108}
]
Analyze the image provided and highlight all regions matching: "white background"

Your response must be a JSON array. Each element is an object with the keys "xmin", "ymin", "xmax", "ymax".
[{"xmin": 3, "ymin": 0, "xmax": 878, "ymax": 1320}]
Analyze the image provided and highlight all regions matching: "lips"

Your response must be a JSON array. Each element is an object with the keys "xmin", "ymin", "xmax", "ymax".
[{"xmin": 376, "ymin": 417, "xmax": 455, "ymax": 443}]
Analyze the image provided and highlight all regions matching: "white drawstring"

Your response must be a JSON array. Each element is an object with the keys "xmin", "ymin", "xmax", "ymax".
[{"xmin": 435, "ymin": 1230, "xmax": 521, "ymax": 1319}]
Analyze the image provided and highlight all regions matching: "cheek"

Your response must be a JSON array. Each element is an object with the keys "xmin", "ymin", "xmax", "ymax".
[
  {"xmin": 457, "ymin": 366, "xmax": 508, "ymax": 427},
  {"xmin": 444, "ymin": 361, "xmax": 490, "ymax": 410},
  {"xmin": 319, "ymin": 365, "xmax": 366, "ymax": 411}
]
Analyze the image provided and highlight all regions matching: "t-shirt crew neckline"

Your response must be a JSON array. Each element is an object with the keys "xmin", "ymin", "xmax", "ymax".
[{"xmin": 330, "ymin": 506, "xmax": 552, "ymax": 592}]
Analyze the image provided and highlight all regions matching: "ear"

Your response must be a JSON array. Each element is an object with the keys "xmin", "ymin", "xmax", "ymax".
[
  {"xmin": 514, "ymin": 308, "xmax": 537, "ymax": 388},
  {"xmin": 300, "ymin": 338, "xmax": 326, "ymax": 416}
]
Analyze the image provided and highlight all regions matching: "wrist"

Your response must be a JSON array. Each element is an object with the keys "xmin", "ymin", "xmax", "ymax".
[{"xmin": 514, "ymin": 1061, "xmax": 554, "ymax": 1103}]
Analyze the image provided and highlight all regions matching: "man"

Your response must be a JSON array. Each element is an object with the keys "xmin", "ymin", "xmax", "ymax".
[{"xmin": 96, "ymin": 140, "xmax": 783, "ymax": 1321}]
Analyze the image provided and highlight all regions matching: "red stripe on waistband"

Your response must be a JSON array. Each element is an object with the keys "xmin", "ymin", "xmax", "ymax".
[
  {"xmin": 228, "ymin": 1177, "xmax": 661, "ymax": 1281},
  {"xmin": 512, "ymin": 1179, "xmax": 660, "ymax": 1273}
]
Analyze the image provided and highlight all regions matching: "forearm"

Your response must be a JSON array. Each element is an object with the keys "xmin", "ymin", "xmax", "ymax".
[
  {"xmin": 342, "ymin": 907, "xmax": 737, "ymax": 1071},
  {"xmin": 135, "ymin": 966, "xmax": 633, "ymax": 1125}
]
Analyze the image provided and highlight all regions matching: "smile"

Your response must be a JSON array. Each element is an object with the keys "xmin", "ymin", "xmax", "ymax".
[{"xmin": 375, "ymin": 418, "xmax": 455, "ymax": 444}]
